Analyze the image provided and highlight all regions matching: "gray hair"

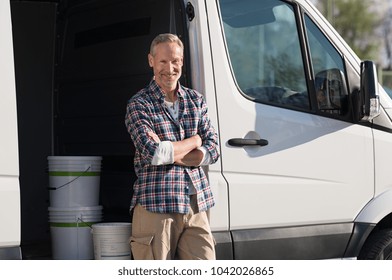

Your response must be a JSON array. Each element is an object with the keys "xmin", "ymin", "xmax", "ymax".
[{"xmin": 149, "ymin": 33, "xmax": 184, "ymax": 56}]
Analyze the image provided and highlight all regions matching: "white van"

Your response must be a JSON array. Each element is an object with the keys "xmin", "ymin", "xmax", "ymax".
[{"xmin": 1, "ymin": 0, "xmax": 392, "ymax": 260}]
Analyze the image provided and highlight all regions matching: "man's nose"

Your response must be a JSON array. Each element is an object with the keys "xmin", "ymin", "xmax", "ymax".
[{"xmin": 166, "ymin": 62, "xmax": 175, "ymax": 72}]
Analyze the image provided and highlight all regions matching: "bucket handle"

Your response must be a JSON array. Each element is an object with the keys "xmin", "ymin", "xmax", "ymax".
[
  {"xmin": 77, "ymin": 217, "xmax": 94, "ymax": 229},
  {"xmin": 48, "ymin": 166, "xmax": 91, "ymax": 190}
]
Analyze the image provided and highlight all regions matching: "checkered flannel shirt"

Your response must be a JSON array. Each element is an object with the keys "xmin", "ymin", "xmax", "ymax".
[{"xmin": 125, "ymin": 79, "xmax": 219, "ymax": 214}]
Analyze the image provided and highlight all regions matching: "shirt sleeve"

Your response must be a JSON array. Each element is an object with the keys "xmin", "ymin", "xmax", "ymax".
[
  {"xmin": 197, "ymin": 146, "xmax": 212, "ymax": 166},
  {"xmin": 151, "ymin": 141, "xmax": 174, "ymax": 165},
  {"xmin": 197, "ymin": 93, "xmax": 220, "ymax": 164},
  {"xmin": 125, "ymin": 98, "xmax": 159, "ymax": 164}
]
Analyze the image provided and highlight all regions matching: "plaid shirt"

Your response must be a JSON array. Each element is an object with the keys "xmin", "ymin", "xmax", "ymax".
[{"xmin": 125, "ymin": 79, "xmax": 219, "ymax": 214}]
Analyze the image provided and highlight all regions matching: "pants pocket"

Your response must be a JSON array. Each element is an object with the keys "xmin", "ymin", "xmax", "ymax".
[{"xmin": 130, "ymin": 235, "xmax": 154, "ymax": 260}]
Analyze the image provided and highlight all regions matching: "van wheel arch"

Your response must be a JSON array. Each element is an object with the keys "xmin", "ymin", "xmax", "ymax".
[{"xmin": 358, "ymin": 228, "xmax": 392, "ymax": 260}]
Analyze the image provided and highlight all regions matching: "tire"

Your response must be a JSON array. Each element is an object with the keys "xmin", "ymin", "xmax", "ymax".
[{"xmin": 358, "ymin": 229, "xmax": 392, "ymax": 260}]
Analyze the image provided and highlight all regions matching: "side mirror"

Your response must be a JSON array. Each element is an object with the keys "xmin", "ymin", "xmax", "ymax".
[{"xmin": 360, "ymin": 61, "xmax": 380, "ymax": 121}]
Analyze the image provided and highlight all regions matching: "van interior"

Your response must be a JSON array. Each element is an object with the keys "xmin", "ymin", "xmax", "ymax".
[{"xmin": 11, "ymin": 0, "xmax": 188, "ymax": 258}]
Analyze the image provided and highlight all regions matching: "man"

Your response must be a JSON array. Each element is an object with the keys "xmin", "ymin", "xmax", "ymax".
[{"xmin": 125, "ymin": 33, "xmax": 219, "ymax": 260}]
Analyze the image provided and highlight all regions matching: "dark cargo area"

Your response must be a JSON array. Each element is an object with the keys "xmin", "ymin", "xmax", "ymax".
[{"xmin": 11, "ymin": 0, "xmax": 187, "ymax": 259}]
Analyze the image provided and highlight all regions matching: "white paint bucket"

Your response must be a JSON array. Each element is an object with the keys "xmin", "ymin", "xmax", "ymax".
[
  {"xmin": 49, "ymin": 206, "xmax": 103, "ymax": 260},
  {"xmin": 48, "ymin": 156, "xmax": 102, "ymax": 207},
  {"xmin": 91, "ymin": 223, "xmax": 132, "ymax": 260},
  {"xmin": 48, "ymin": 206, "xmax": 103, "ymax": 219}
]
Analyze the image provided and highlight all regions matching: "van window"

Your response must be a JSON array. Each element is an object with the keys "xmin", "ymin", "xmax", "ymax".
[
  {"xmin": 219, "ymin": 0, "xmax": 310, "ymax": 109},
  {"xmin": 305, "ymin": 15, "xmax": 348, "ymax": 115}
]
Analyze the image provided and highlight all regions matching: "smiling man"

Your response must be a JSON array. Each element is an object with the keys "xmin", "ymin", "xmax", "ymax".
[{"xmin": 125, "ymin": 33, "xmax": 220, "ymax": 260}]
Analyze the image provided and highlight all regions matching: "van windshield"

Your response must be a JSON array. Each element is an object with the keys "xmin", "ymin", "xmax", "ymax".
[{"xmin": 219, "ymin": 0, "xmax": 310, "ymax": 109}]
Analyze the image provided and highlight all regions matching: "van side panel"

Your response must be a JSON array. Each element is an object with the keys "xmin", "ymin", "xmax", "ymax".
[
  {"xmin": 0, "ymin": 0, "xmax": 21, "ymax": 253},
  {"xmin": 232, "ymin": 223, "xmax": 353, "ymax": 259}
]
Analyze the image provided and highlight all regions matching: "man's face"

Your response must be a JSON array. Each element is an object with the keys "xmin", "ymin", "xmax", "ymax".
[{"xmin": 148, "ymin": 42, "xmax": 183, "ymax": 94}]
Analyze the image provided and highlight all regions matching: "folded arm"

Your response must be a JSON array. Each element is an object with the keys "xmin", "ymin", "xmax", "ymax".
[{"xmin": 149, "ymin": 131, "xmax": 207, "ymax": 167}]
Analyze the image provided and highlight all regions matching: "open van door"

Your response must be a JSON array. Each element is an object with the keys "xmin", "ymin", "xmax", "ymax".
[{"xmin": 0, "ymin": 0, "xmax": 22, "ymax": 259}]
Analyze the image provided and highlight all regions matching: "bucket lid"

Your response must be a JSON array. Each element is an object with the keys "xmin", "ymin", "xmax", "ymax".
[
  {"xmin": 49, "ymin": 216, "xmax": 102, "ymax": 222},
  {"xmin": 91, "ymin": 222, "xmax": 131, "ymax": 234},
  {"xmin": 47, "ymin": 156, "xmax": 102, "ymax": 161},
  {"xmin": 92, "ymin": 222, "xmax": 131, "ymax": 228},
  {"xmin": 48, "ymin": 206, "xmax": 103, "ymax": 212},
  {"xmin": 49, "ymin": 217, "xmax": 102, "ymax": 223}
]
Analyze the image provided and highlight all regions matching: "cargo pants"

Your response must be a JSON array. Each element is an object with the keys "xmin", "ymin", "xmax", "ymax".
[{"xmin": 130, "ymin": 195, "xmax": 216, "ymax": 260}]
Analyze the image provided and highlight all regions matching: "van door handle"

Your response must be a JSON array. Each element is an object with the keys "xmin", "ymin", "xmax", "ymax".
[{"xmin": 228, "ymin": 138, "xmax": 269, "ymax": 147}]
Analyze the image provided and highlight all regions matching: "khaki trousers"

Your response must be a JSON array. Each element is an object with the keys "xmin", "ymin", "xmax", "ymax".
[{"xmin": 130, "ymin": 196, "xmax": 216, "ymax": 260}]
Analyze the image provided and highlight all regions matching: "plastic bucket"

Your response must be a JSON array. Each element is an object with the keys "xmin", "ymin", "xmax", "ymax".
[
  {"xmin": 49, "ymin": 206, "xmax": 103, "ymax": 260},
  {"xmin": 91, "ymin": 223, "xmax": 132, "ymax": 260},
  {"xmin": 48, "ymin": 206, "xmax": 103, "ymax": 219},
  {"xmin": 48, "ymin": 156, "xmax": 102, "ymax": 207}
]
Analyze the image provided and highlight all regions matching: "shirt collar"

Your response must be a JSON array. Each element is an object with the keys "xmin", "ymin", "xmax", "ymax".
[{"xmin": 149, "ymin": 78, "xmax": 185, "ymax": 102}]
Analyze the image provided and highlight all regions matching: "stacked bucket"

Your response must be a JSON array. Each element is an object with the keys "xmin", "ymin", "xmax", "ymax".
[{"xmin": 47, "ymin": 156, "xmax": 103, "ymax": 260}]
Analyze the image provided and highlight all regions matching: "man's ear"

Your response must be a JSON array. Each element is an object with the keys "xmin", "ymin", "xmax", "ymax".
[{"xmin": 148, "ymin": 54, "xmax": 153, "ymax": 67}]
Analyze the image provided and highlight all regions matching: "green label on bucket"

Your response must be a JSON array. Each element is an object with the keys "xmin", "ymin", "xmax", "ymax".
[
  {"xmin": 49, "ymin": 171, "xmax": 100, "ymax": 176},
  {"xmin": 50, "ymin": 222, "xmax": 97, "ymax": 227}
]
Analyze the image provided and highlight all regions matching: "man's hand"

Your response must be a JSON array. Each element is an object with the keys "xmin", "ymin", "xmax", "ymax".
[
  {"xmin": 148, "ymin": 131, "xmax": 161, "ymax": 143},
  {"xmin": 191, "ymin": 134, "xmax": 202, "ymax": 148}
]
